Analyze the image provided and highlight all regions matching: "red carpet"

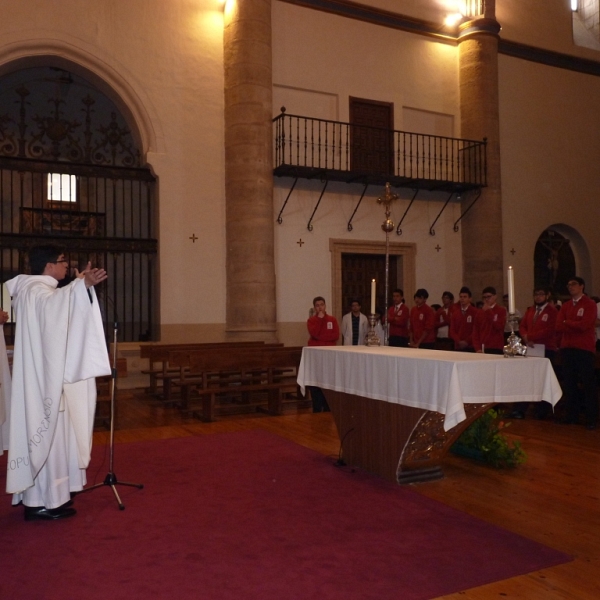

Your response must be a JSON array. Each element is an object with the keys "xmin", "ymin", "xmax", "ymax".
[{"xmin": 0, "ymin": 430, "xmax": 569, "ymax": 600}]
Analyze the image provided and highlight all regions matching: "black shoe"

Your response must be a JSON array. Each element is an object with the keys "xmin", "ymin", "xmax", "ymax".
[
  {"xmin": 509, "ymin": 410, "xmax": 525, "ymax": 420},
  {"xmin": 24, "ymin": 506, "xmax": 77, "ymax": 521}
]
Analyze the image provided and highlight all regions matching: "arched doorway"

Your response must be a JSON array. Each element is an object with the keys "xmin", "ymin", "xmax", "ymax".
[
  {"xmin": 0, "ymin": 65, "xmax": 157, "ymax": 342},
  {"xmin": 534, "ymin": 225, "xmax": 590, "ymax": 299}
]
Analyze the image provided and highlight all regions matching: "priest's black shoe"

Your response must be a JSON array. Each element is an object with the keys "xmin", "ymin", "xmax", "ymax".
[{"xmin": 24, "ymin": 506, "xmax": 77, "ymax": 521}]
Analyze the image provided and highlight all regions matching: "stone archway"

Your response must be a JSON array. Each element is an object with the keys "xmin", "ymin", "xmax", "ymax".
[
  {"xmin": 0, "ymin": 39, "xmax": 162, "ymax": 156},
  {"xmin": 0, "ymin": 63, "xmax": 159, "ymax": 342}
]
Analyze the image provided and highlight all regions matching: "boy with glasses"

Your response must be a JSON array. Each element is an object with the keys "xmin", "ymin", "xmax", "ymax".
[{"xmin": 473, "ymin": 286, "xmax": 506, "ymax": 354}]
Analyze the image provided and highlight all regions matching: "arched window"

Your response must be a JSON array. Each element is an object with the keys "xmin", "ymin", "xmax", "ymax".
[{"xmin": 0, "ymin": 66, "xmax": 157, "ymax": 342}]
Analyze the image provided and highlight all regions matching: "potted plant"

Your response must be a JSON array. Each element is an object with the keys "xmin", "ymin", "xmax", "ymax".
[{"xmin": 451, "ymin": 408, "xmax": 527, "ymax": 468}]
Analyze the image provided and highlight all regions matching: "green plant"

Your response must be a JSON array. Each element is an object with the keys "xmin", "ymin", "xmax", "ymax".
[{"xmin": 452, "ymin": 408, "xmax": 527, "ymax": 468}]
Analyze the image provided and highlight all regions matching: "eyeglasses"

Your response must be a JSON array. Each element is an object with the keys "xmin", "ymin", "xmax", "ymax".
[
  {"xmin": 51, "ymin": 259, "xmax": 69, "ymax": 264},
  {"xmin": 482, "ymin": 294, "xmax": 493, "ymax": 299}
]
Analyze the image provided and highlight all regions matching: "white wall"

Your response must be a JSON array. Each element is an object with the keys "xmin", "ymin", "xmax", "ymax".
[
  {"xmin": 273, "ymin": 2, "xmax": 464, "ymax": 334},
  {"xmin": 499, "ymin": 54, "xmax": 600, "ymax": 311}
]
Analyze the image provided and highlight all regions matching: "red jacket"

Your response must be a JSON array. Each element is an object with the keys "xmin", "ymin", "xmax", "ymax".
[
  {"xmin": 307, "ymin": 313, "xmax": 340, "ymax": 346},
  {"xmin": 473, "ymin": 304, "xmax": 506, "ymax": 352},
  {"xmin": 519, "ymin": 303, "xmax": 558, "ymax": 351},
  {"xmin": 556, "ymin": 295, "xmax": 596, "ymax": 353},
  {"xmin": 387, "ymin": 303, "xmax": 409, "ymax": 338},
  {"xmin": 450, "ymin": 304, "xmax": 478, "ymax": 349},
  {"xmin": 409, "ymin": 304, "xmax": 435, "ymax": 345}
]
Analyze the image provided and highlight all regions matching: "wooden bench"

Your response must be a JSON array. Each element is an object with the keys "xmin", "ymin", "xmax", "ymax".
[
  {"xmin": 140, "ymin": 341, "xmax": 267, "ymax": 400},
  {"xmin": 169, "ymin": 346, "xmax": 303, "ymax": 421}
]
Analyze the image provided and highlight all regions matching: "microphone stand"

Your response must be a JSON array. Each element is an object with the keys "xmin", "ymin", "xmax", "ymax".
[{"xmin": 81, "ymin": 320, "xmax": 143, "ymax": 510}]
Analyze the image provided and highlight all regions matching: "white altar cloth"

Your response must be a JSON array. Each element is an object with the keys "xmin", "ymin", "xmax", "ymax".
[{"xmin": 297, "ymin": 346, "xmax": 563, "ymax": 431}]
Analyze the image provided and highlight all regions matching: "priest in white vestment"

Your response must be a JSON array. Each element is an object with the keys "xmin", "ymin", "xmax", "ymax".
[{"xmin": 5, "ymin": 245, "xmax": 111, "ymax": 521}]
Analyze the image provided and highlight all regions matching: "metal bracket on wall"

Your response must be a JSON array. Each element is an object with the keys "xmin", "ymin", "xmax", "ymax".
[
  {"xmin": 453, "ymin": 189, "xmax": 482, "ymax": 232},
  {"xmin": 396, "ymin": 189, "xmax": 419, "ymax": 236},
  {"xmin": 307, "ymin": 178, "xmax": 329, "ymax": 231},
  {"xmin": 347, "ymin": 183, "xmax": 369, "ymax": 232},
  {"xmin": 276, "ymin": 177, "xmax": 298, "ymax": 224},
  {"xmin": 429, "ymin": 191, "xmax": 455, "ymax": 236}
]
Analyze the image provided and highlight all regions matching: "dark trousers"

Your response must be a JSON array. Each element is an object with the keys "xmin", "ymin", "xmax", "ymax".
[
  {"xmin": 307, "ymin": 386, "xmax": 330, "ymax": 413},
  {"xmin": 561, "ymin": 348, "xmax": 598, "ymax": 425},
  {"xmin": 389, "ymin": 336, "xmax": 408, "ymax": 348}
]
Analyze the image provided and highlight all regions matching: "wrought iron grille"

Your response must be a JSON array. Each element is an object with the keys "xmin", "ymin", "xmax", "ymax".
[
  {"xmin": 0, "ymin": 68, "xmax": 157, "ymax": 344},
  {"xmin": 0, "ymin": 159, "xmax": 157, "ymax": 344},
  {"xmin": 273, "ymin": 109, "xmax": 487, "ymax": 192}
]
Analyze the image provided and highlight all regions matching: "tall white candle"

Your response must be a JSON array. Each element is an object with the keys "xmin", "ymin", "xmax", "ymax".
[
  {"xmin": 371, "ymin": 279, "xmax": 376, "ymax": 315},
  {"xmin": 507, "ymin": 266, "xmax": 515, "ymax": 314}
]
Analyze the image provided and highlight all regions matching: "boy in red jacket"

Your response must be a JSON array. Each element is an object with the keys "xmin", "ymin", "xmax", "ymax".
[
  {"xmin": 306, "ymin": 296, "xmax": 339, "ymax": 412},
  {"xmin": 556, "ymin": 277, "xmax": 597, "ymax": 429},
  {"xmin": 473, "ymin": 286, "xmax": 507, "ymax": 354}
]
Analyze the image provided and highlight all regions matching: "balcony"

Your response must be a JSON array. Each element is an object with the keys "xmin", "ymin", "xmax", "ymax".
[{"xmin": 273, "ymin": 109, "xmax": 487, "ymax": 194}]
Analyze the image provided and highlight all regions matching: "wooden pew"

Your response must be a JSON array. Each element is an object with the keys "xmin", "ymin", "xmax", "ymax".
[
  {"xmin": 140, "ymin": 341, "xmax": 266, "ymax": 400},
  {"xmin": 169, "ymin": 346, "xmax": 303, "ymax": 421}
]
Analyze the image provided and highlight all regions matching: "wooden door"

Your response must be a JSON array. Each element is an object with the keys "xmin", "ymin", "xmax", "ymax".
[
  {"xmin": 342, "ymin": 253, "xmax": 398, "ymax": 315},
  {"xmin": 349, "ymin": 97, "xmax": 394, "ymax": 177}
]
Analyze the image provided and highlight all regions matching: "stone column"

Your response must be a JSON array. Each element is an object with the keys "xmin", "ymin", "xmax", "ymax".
[
  {"xmin": 457, "ymin": 11, "xmax": 504, "ymax": 296},
  {"xmin": 223, "ymin": 0, "xmax": 277, "ymax": 341}
]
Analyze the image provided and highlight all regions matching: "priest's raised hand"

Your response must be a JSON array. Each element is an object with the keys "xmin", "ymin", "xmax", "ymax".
[{"xmin": 75, "ymin": 261, "xmax": 108, "ymax": 288}]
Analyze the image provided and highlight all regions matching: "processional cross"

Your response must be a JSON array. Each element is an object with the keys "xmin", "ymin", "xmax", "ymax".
[{"xmin": 374, "ymin": 182, "xmax": 399, "ymax": 346}]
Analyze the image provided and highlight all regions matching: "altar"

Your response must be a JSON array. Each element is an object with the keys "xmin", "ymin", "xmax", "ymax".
[{"xmin": 297, "ymin": 346, "xmax": 562, "ymax": 483}]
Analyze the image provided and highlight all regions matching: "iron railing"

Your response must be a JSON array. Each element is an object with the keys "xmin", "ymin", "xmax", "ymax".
[{"xmin": 273, "ymin": 110, "xmax": 487, "ymax": 192}]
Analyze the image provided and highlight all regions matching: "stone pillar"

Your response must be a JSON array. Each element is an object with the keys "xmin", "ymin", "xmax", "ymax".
[
  {"xmin": 223, "ymin": 0, "xmax": 277, "ymax": 341},
  {"xmin": 457, "ymin": 12, "xmax": 504, "ymax": 296}
]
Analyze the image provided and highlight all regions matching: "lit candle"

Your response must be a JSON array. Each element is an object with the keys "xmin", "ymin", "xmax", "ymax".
[
  {"xmin": 371, "ymin": 279, "xmax": 376, "ymax": 315},
  {"xmin": 507, "ymin": 266, "xmax": 515, "ymax": 314}
]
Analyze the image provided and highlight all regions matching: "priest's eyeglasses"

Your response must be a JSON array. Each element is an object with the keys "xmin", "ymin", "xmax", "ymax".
[{"xmin": 51, "ymin": 259, "xmax": 69, "ymax": 264}]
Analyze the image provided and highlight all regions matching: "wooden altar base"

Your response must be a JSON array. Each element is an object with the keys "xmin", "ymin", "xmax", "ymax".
[{"xmin": 324, "ymin": 390, "xmax": 493, "ymax": 484}]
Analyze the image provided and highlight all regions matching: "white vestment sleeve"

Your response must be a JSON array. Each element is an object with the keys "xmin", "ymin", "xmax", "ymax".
[
  {"xmin": 63, "ymin": 280, "xmax": 110, "ymax": 467},
  {"xmin": 64, "ymin": 281, "xmax": 111, "ymax": 383}
]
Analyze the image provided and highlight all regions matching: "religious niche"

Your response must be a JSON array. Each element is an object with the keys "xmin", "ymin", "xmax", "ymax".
[
  {"xmin": 0, "ymin": 67, "xmax": 140, "ymax": 167},
  {"xmin": 534, "ymin": 229, "xmax": 575, "ymax": 298}
]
